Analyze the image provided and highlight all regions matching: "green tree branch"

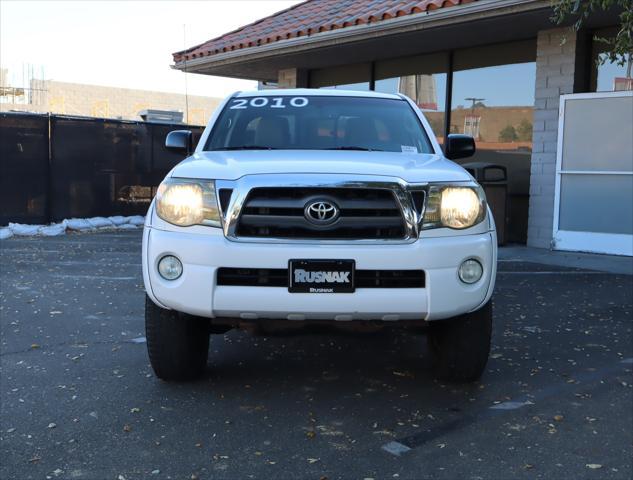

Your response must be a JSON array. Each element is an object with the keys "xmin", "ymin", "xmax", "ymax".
[{"xmin": 551, "ymin": 0, "xmax": 632, "ymax": 72}]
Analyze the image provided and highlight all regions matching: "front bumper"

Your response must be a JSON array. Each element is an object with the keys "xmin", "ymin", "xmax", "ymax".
[{"xmin": 143, "ymin": 225, "xmax": 496, "ymax": 322}]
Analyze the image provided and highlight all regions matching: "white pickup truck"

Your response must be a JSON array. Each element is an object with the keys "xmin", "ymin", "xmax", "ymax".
[{"xmin": 142, "ymin": 89, "xmax": 497, "ymax": 382}]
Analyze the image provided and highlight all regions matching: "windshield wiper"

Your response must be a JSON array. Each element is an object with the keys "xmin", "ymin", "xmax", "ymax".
[
  {"xmin": 212, "ymin": 145, "xmax": 279, "ymax": 151},
  {"xmin": 325, "ymin": 146, "xmax": 383, "ymax": 152}
]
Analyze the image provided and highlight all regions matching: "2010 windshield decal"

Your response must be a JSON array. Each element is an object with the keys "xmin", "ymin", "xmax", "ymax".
[{"xmin": 229, "ymin": 97, "xmax": 309, "ymax": 109}]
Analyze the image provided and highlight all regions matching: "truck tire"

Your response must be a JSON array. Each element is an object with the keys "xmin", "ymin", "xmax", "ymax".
[
  {"xmin": 145, "ymin": 295, "xmax": 209, "ymax": 381},
  {"xmin": 427, "ymin": 301, "xmax": 492, "ymax": 382}
]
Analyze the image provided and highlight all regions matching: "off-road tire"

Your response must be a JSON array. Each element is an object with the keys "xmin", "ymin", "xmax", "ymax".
[
  {"xmin": 427, "ymin": 301, "xmax": 492, "ymax": 382},
  {"xmin": 145, "ymin": 295, "xmax": 209, "ymax": 381}
]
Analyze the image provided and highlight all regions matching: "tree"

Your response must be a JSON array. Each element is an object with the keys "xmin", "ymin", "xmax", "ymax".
[
  {"xmin": 499, "ymin": 125, "xmax": 518, "ymax": 143},
  {"xmin": 517, "ymin": 119, "xmax": 533, "ymax": 142},
  {"xmin": 551, "ymin": 0, "xmax": 633, "ymax": 74}
]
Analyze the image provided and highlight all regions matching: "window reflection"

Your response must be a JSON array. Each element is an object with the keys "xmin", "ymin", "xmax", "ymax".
[
  {"xmin": 596, "ymin": 55, "xmax": 633, "ymax": 92},
  {"xmin": 307, "ymin": 43, "xmax": 538, "ymax": 244},
  {"xmin": 451, "ymin": 60, "xmax": 536, "ymax": 244},
  {"xmin": 591, "ymin": 28, "xmax": 633, "ymax": 92},
  {"xmin": 374, "ymin": 53, "xmax": 448, "ymax": 140}
]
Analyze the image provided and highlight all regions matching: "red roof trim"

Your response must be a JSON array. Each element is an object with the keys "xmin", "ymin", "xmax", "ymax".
[{"xmin": 173, "ymin": 0, "xmax": 479, "ymax": 63}]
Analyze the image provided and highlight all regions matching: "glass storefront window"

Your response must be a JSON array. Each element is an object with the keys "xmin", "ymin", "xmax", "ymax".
[
  {"xmin": 591, "ymin": 28, "xmax": 633, "ymax": 92},
  {"xmin": 306, "ymin": 40, "xmax": 537, "ymax": 243},
  {"xmin": 374, "ymin": 53, "xmax": 448, "ymax": 140},
  {"xmin": 450, "ymin": 40, "xmax": 536, "ymax": 243}
]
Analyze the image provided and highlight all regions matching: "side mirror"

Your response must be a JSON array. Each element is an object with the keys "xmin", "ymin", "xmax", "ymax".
[
  {"xmin": 445, "ymin": 134, "xmax": 476, "ymax": 160},
  {"xmin": 165, "ymin": 130, "xmax": 193, "ymax": 155}
]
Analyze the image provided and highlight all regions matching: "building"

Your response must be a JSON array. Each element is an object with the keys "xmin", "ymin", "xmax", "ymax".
[
  {"xmin": 171, "ymin": 0, "xmax": 633, "ymax": 255},
  {"xmin": 0, "ymin": 72, "xmax": 221, "ymax": 126}
]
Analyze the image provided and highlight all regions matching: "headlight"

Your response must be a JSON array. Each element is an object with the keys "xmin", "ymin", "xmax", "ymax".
[
  {"xmin": 155, "ymin": 178, "xmax": 221, "ymax": 227},
  {"xmin": 422, "ymin": 185, "xmax": 486, "ymax": 230}
]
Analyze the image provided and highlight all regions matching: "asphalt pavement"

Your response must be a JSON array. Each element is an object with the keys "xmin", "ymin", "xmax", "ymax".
[{"xmin": 1, "ymin": 231, "xmax": 632, "ymax": 480}]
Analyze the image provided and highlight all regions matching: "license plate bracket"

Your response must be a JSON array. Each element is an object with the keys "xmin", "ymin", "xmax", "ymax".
[{"xmin": 288, "ymin": 259, "xmax": 355, "ymax": 293}]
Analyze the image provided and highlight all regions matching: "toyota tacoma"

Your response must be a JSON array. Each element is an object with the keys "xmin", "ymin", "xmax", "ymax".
[{"xmin": 142, "ymin": 89, "xmax": 497, "ymax": 382}]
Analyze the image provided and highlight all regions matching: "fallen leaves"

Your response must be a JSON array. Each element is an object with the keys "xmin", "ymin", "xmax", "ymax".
[{"xmin": 123, "ymin": 424, "xmax": 131, "ymax": 433}]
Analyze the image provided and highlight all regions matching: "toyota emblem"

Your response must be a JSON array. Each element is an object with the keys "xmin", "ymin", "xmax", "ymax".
[{"xmin": 305, "ymin": 200, "xmax": 339, "ymax": 225}]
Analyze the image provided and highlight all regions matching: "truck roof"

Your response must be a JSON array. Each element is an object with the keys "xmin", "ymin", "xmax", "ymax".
[{"xmin": 234, "ymin": 88, "xmax": 403, "ymax": 100}]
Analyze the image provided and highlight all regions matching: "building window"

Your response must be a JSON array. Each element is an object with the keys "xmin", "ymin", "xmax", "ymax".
[
  {"xmin": 374, "ymin": 52, "xmax": 448, "ymax": 140},
  {"xmin": 591, "ymin": 27, "xmax": 633, "ymax": 92},
  {"xmin": 450, "ymin": 40, "xmax": 536, "ymax": 244},
  {"xmin": 309, "ymin": 63, "xmax": 371, "ymax": 91}
]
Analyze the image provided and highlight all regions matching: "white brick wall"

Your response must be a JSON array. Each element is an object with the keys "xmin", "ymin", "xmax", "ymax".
[
  {"xmin": 277, "ymin": 69, "xmax": 298, "ymax": 88},
  {"xmin": 527, "ymin": 28, "xmax": 577, "ymax": 248},
  {"xmin": 277, "ymin": 68, "xmax": 308, "ymax": 88}
]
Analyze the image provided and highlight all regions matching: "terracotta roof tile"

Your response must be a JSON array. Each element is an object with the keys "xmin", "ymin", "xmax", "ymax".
[{"xmin": 173, "ymin": 0, "xmax": 478, "ymax": 63}]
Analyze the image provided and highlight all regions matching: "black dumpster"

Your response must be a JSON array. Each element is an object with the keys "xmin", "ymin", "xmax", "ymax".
[{"xmin": 462, "ymin": 162, "xmax": 507, "ymax": 245}]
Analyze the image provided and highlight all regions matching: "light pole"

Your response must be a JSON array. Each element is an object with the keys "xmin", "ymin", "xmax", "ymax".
[{"xmin": 465, "ymin": 97, "xmax": 485, "ymax": 113}]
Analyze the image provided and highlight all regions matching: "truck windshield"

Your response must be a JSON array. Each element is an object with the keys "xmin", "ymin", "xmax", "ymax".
[{"xmin": 205, "ymin": 95, "xmax": 434, "ymax": 154}]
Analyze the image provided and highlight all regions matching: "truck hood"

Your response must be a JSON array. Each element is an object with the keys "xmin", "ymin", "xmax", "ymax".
[{"xmin": 169, "ymin": 150, "xmax": 473, "ymax": 183}]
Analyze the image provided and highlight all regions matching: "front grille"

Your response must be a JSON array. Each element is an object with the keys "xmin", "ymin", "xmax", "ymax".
[
  {"xmin": 217, "ymin": 268, "xmax": 288, "ymax": 287},
  {"xmin": 235, "ymin": 187, "xmax": 406, "ymax": 239},
  {"xmin": 217, "ymin": 268, "xmax": 425, "ymax": 288}
]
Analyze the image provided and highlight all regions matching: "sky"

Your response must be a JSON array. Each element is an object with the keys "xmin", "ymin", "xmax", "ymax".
[{"xmin": 0, "ymin": 0, "xmax": 301, "ymax": 98}]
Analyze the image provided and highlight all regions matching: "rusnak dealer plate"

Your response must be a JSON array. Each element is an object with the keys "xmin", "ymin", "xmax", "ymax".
[{"xmin": 288, "ymin": 259, "xmax": 355, "ymax": 293}]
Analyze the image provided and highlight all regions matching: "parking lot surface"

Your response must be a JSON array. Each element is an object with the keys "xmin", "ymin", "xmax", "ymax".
[{"xmin": 1, "ymin": 231, "xmax": 632, "ymax": 480}]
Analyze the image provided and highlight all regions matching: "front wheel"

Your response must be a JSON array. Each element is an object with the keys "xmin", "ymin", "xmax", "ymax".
[
  {"xmin": 427, "ymin": 301, "xmax": 492, "ymax": 382},
  {"xmin": 145, "ymin": 295, "xmax": 209, "ymax": 381}
]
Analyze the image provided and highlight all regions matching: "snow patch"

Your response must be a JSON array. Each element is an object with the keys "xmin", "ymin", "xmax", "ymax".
[
  {"xmin": 1, "ymin": 216, "xmax": 145, "ymax": 239},
  {"xmin": 0, "ymin": 227, "xmax": 14, "ymax": 240}
]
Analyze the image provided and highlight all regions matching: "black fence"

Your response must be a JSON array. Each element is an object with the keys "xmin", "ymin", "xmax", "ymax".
[{"xmin": 0, "ymin": 112, "xmax": 204, "ymax": 225}]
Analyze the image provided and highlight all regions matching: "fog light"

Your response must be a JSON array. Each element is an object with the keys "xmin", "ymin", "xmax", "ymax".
[
  {"xmin": 158, "ymin": 255, "xmax": 182, "ymax": 280},
  {"xmin": 458, "ymin": 259, "xmax": 483, "ymax": 284}
]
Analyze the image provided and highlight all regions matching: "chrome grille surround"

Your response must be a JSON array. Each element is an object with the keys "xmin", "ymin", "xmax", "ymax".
[{"xmin": 215, "ymin": 174, "xmax": 428, "ymax": 244}]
